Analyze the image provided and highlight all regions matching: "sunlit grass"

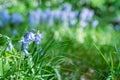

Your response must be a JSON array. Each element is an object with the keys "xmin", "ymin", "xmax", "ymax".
[{"xmin": 0, "ymin": 25, "xmax": 120, "ymax": 79}]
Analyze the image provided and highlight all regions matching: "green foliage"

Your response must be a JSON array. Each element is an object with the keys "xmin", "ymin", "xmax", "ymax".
[{"xmin": 90, "ymin": 0, "xmax": 105, "ymax": 8}]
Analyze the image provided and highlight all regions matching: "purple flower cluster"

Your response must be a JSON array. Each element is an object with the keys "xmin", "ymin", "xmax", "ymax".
[
  {"xmin": 0, "ymin": 9, "xmax": 23, "ymax": 28},
  {"xmin": 21, "ymin": 30, "xmax": 43, "ymax": 56},
  {"xmin": 0, "ymin": 3, "xmax": 99, "ymax": 28},
  {"xmin": 11, "ymin": 13, "xmax": 23, "ymax": 24},
  {"xmin": 28, "ymin": 9, "xmax": 41, "ymax": 27},
  {"xmin": 28, "ymin": 3, "xmax": 99, "ymax": 28},
  {"xmin": 0, "ymin": 9, "xmax": 10, "ymax": 24},
  {"xmin": 0, "ymin": 10, "xmax": 10, "ymax": 28},
  {"xmin": 28, "ymin": 3, "xmax": 78, "ymax": 27},
  {"xmin": 79, "ymin": 8, "xmax": 99, "ymax": 28},
  {"xmin": 114, "ymin": 25, "xmax": 120, "ymax": 30}
]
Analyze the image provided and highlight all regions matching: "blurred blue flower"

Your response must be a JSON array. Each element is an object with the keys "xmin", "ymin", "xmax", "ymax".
[
  {"xmin": 24, "ymin": 30, "xmax": 35, "ymax": 43},
  {"xmin": 80, "ymin": 8, "xmax": 94, "ymax": 21},
  {"xmin": 21, "ymin": 30, "xmax": 35, "ymax": 49},
  {"xmin": 48, "ymin": 11, "xmax": 54, "ymax": 26},
  {"xmin": 40, "ymin": 8, "xmax": 52, "ymax": 23},
  {"xmin": 0, "ymin": 9, "xmax": 10, "ymax": 23},
  {"xmin": 12, "ymin": 29, "xmax": 18, "ymax": 36},
  {"xmin": 6, "ymin": 40, "xmax": 13, "ymax": 51},
  {"xmin": 53, "ymin": 10, "xmax": 61, "ymax": 20},
  {"xmin": 87, "ymin": 10, "xmax": 94, "ymax": 21},
  {"xmin": 60, "ymin": 11, "xmax": 68, "ymax": 21},
  {"xmin": 62, "ymin": 3, "xmax": 72, "ymax": 11},
  {"xmin": 69, "ymin": 19, "xmax": 76, "ymax": 26},
  {"xmin": 21, "ymin": 30, "xmax": 43, "ymax": 56},
  {"xmin": 40, "ymin": 12, "xmax": 48, "ymax": 23},
  {"xmin": 92, "ymin": 20, "xmax": 99, "ymax": 28},
  {"xmin": 80, "ymin": 20, "xmax": 88, "ymax": 28},
  {"xmin": 28, "ymin": 9, "xmax": 41, "ymax": 27},
  {"xmin": 34, "ymin": 32, "xmax": 43, "ymax": 44},
  {"xmin": 23, "ymin": 49, "xmax": 29, "ymax": 57},
  {"xmin": 114, "ymin": 25, "xmax": 120, "ymax": 30},
  {"xmin": 11, "ymin": 13, "xmax": 23, "ymax": 24},
  {"xmin": 68, "ymin": 11, "xmax": 78, "ymax": 26}
]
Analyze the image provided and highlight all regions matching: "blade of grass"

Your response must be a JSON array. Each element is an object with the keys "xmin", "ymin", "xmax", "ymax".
[{"xmin": 94, "ymin": 44, "xmax": 109, "ymax": 66}]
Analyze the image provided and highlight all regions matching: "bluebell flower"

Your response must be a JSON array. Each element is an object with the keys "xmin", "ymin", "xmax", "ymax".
[
  {"xmin": 0, "ymin": 9, "xmax": 10, "ymax": 23},
  {"xmin": 69, "ymin": 19, "xmax": 76, "ymax": 26},
  {"xmin": 12, "ymin": 29, "xmax": 18, "ymax": 36},
  {"xmin": 114, "ymin": 25, "xmax": 120, "ymax": 30},
  {"xmin": 53, "ymin": 10, "xmax": 61, "ymax": 20},
  {"xmin": 62, "ymin": 3, "xmax": 72, "ymax": 11},
  {"xmin": 21, "ymin": 30, "xmax": 35, "ymax": 49},
  {"xmin": 24, "ymin": 30, "xmax": 35, "ymax": 43},
  {"xmin": 34, "ymin": 32, "xmax": 43, "ymax": 44},
  {"xmin": 28, "ymin": 9, "xmax": 41, "ymax": 27},
  {"xmin": 23, "ymin": 49, "xmax": 29, "ymax": 57},
  {"xmin": 21, "ymin": 30, "xmax": 35, "ymax": 57},
  {"xmin": 40, "ymin": 12, "xmax": 48, "ymax": 23},
  {"xmin": 80, "ymin": 8, "xmax": 89, "ymax": 21},
  {"xmin": 48, "ymin": 11, "xmax": 54, "ymax": 26},
  {"xmin": 80, "ymin": 20, "xmax": 88, "ymax": 28},
  {"xmin": 69, "ymin": 11, "xmax": 78, "ymax": 19},
  {"xmin": 59, "ymin": 11, "xmax": 69, "ymax": 27},
  {"xmin": 21, "ymin": 30, "xmax": 43, "ymax": 56},
  {"xmin": 80, "ymin": 8, "xmax": 94, "ymax": 21},
  {"xmin": 11, "ymin": 13, "xmax": 23, "ymax": 24},
  {"xmin": 60, "ymin": 11, "xmax": 68, "ymax": 21},
  {"xmin": 40, "ymin": 8, "xmax": 51, "ymax": 23},
  {"xmin": 68, "ymin": 11, "xmax": 78, "ymax": 26},
  {"xmin": 6, "ymin": 40, "xmax": 13, "ymax": 51},
  {"xmin": 92, "ymin": 20, "xmax": 99, "ymax": 28},
  {"xmin": 48, "ymin": 18, "xmax": 54, "ymax": 26}
]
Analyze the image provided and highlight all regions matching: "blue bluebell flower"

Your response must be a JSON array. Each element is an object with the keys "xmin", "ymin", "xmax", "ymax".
[
  {"xmin": 114, "ymin": 25, "xmax": 120, "ymax": 30},
  {"xmin": 24, "ymin": 30, "xmax": 35, "ymax": 43},
  {"xmin": 23, "ymin": 49, "xmax": 29, "ymax": 57},
  {"xmin": 80, "ymin": 20, "xmax": 88, "ymax": 28},
  {"xmin": 12, "ymin": 29, "xmax": 18, "ymax": 36},
  {"xmin": 68, "ymin": 11, "xmax": 78, "ymax": 26},
  {"xmin": 34, "ymin": 32, "xmax": 43, "ymax": 44},
  {"xmin": 0, "ymin": 9, "xmax": 10, "ymax": 23},
  {"xmin": 21, "ymin": 30, "xmax": 35, "ymax": 49},
  {"xmin": 62, "ymin": 3, "xmax": 72, "ymax": 11},
  {"xmin": 53, "ymin": 10, "xmax": 61, "ymax": 20},
  {"xmin": 40, "ymin": 8, "xmax": 51, "ymax": 23},
  {"xmin": 11, "ymin": 13, "xmax": 23, "ymax": 24},
  {"xmin": 80, "ymin": 8, "xmax": 94, "ymax": 21},
  {"xmin": 48, "ymin": 11, "xmax": 54, "ymax": 26},
  {"xmin": 28, "ymin": 9, "xmax": 41, "ymax": 27},
  {"xmin": 92, "ymin": 20, "xmax": 99, "ymax": 28},
  {"xmin": 6, "ymin": 40, "xmax": 13, "ymax": 51},
  {"xmin": 60, "ymin": 11, "xmax": 69, "ymax": 27},
  {"xmin": 21, "ymin": 30, "xmax": 42, "ymax": 56},
  {"xmin": 40, "ymin": 12, "xmax": 48, "ymax": 23}
]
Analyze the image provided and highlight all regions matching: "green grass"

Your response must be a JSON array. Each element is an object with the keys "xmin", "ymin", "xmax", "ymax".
[{"xmin": 0, "ymin": 25, "xmax": 120, "ymax": 80}]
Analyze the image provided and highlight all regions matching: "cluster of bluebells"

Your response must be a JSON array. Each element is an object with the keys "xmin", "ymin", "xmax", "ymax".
[
  {"xmin": 79, "ymin": 8, "xmax": 99, "ymax": 28},
  {"xmin": 0, "ymin": 9, "xmax": 23, "ymax": 28},
  {"xmin": 28, "ymin": 3, "xmax": 79, "ymax": 28},
  {"xmin": 0, "ymin": 3, "xmax": 99, "ymax": 28},
  {"xmin": 21, "ymin": 30, "xmax": 43, "ymax": 56},
  {"xmin": 28, "ymin": 3, "xmax": 99, "ymax": 28}
]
